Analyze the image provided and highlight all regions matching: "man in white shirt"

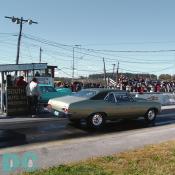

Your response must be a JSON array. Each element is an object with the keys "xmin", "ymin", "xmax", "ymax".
[{"xmin": 26, "ymin": 78, "xmax": 40, "ymax": 117}]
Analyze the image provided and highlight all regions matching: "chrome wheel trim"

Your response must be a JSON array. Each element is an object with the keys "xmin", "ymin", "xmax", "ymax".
[
  {"xmin": 92, "ymin": 114, "xmax": 103, "ymax": 126},
  {"xmin": 147, "ymin": 110, "xmax": 155, "ymax": 121}
]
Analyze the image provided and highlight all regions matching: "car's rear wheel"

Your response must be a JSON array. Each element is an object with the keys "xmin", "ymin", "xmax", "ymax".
[
  {"xmin": 144, "ymin": 109, "xmax": 157, "ymax": 123},
  {"xmin": 87, "ymin": 113, "xmax": 106, "ymax": 129}
]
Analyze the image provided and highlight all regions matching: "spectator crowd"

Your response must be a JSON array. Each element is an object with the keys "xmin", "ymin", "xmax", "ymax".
[
  {"xmin": 55, "ymin": 75, "xmax": 175, "ymax": 93},
  {"xmin": 116, "ymin": 78, "xmax": 175, "ymax": 93}
]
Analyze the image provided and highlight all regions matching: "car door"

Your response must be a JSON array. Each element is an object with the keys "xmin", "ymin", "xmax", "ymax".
[
  {"xmin": 39, "ymin": 86, "xmax": 61, "ymax": 103},
  {"xmin": 114, "ymin": 94, "xmax": 145, "ymax": 118},
  {"xmin": 103, "ymin": 93, "xmax": 123, "ymax": 119}
]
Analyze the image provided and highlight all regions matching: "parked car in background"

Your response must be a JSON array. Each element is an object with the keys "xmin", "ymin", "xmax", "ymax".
[
  {"xmin": 38, "ymin": 84, "xmax": 72, "ymax": 105},
  {"xmin": 48, "ymin": 89, "xmax": 161, "ymax": 129}
]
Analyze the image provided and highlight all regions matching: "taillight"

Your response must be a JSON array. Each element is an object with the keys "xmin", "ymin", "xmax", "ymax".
[{"xmin": 62, "ymin": 108, "xmax": 69, "ymax": 114}]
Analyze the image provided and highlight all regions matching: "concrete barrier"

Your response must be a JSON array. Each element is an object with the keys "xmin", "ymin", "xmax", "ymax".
[{"xmin": 133, "ymin": 92, "xmax": 175, "ymax": 106}]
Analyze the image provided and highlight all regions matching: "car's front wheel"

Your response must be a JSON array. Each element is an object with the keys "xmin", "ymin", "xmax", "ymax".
[
  {"xmin": 144, "ymin": 109, "xmax": 157, "ymax": 123},
  {"xmin": 87, "ymin": 113, "xmax": 106, "ymax": 129}
]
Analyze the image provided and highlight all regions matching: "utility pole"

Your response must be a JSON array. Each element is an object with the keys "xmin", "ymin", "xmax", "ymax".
[
  {"xmin": 72, "ymin": 47, "xmax": 75, "ymax": 82},
  {"xmin": 103, "ymin": 58, "xmax": 107, "ymax": 87},
  {"xmin": 5, "ymin": 16, "xmax": 38, "ymax": 65},
  {"xmin": 39, "ymin": 47, "xmax": 43, "ymax": 63},
  {"xmin": 116, "ymin": 61, "xmax": 119, "ymax": 85},
  {"xmin": 112, "ymin": 63, "xmax": 116, "ymax": 79},
  {"xmin": 72, "ymin": 45, "xmax": 81, "ymax": 82}
]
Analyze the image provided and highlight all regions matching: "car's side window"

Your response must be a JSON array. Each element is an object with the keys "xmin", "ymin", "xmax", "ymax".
[
  {"xmin": 91, "ymin": 92, "xmax": 108, "ymax": 100},
  {"xmin": 128, "ymin": 94, "xmax": 135, "ymax": 102},
  {"xmin": 105, "ymin": 93, "xmax": 116, "ymax": 103},
  {"xmin": 115, "ymin": 94, "xmax": 130, "ymax": 103}
]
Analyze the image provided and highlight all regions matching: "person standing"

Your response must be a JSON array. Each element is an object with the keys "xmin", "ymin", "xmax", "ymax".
[
  {"xmin": 26, "ymin": 78, "xmax": 40, "ymax": 117},
  {"xmin": 16, "ymin": 76, "xmax": 28, "ymax": 87}
]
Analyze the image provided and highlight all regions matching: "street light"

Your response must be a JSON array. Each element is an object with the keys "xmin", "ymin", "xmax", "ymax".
[{"xmin": 5, "ymin": 16, "xmax": 38, "ymax": 65}]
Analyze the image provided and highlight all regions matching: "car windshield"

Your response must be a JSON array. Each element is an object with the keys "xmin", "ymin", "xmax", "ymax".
[
  {"xmin": 39, "ymin": 86, "xmax": 57, "ymax": 93},
  {"xmin": 72, "ymin": 90, "xmax": 97, "ymax": 97}
]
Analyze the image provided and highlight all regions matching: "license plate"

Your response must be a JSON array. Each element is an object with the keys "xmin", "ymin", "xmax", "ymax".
[{"xmin": 54, "ymin": 111, "xmax": 59, "ymax": 116}]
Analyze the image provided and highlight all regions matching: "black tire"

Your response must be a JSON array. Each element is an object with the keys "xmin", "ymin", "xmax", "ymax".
[
  {"xmin": 144, "ymin": 109, "xmax": 157, "ymax": 123},
  {"xmin": 87, "ymin": 113, "xmax": 106, "ymax": 129}
]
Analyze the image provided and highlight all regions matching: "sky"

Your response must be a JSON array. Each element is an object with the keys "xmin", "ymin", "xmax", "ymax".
[{"xmin": 0, "ymin": 0, "xmax": 175, "ymax": 78}]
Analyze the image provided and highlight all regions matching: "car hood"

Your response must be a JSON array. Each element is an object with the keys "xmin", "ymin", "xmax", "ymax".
[{"xmin": 48, "ymin": 95, "xmax": 88, "ymax": 111}]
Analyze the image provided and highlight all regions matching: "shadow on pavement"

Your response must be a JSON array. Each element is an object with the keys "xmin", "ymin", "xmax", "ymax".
[
  {"xmin": 0, "ymin": 114, "xmax": 175, "ymax": 148},
  {"xmin": 0, "ymin": 130, "xmax": 26, "ymax": 148}
]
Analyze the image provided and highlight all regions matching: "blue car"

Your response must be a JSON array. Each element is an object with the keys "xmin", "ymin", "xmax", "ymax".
[{"xmin": 38, "ymin": 84, "xmax": 72, "ymax": 104}]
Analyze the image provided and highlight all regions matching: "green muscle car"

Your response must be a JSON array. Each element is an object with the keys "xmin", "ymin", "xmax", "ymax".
[{"xmin": 48, "ymin": 88, "xmax": 161, "ymax": 128}]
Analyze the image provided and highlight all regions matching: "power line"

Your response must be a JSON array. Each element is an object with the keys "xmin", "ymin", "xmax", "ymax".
[
  {"xmin": 57, "ymin": 68, "xmax": 72, "ymax": 77},
  {"xmin": 9, "ymin": 34, "xmax": 175, "ymax": 63},
  {"xmin": 23, "ymin": 34, "xmax": 71, "ymax": 48},
  {"xmin": 21, "ymin": 33, "xmax": 175, "ymax": 54},
  {"xmin": 0, "ymin": 32, "xmax": 18, "ymax": 35},
  {"xmin": 22, "ymin": 33, "xmax": 175, "ymax": 55},
  {"xmin": 22, "ymin": 34, "xmax": 175, "ymax": 64},
  {"xmin": 14, "ymin": 33, "xmax": 175, "ymax": 75},
  {"xmin": 82, "ymin": 41, "xmax": 175, "ymax": 46},
  {"xmin": 80, "ymin": 47, "xmax": 175, "ymax": 53},
  {"xmin": 81, "ymin": 47, "xmax": 175, "ymax": 61}
]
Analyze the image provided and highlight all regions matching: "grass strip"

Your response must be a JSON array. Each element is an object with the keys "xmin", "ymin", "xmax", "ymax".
[{"xmin": 22, "ymin": 140, "xmax": 175, "ymax": 175}]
